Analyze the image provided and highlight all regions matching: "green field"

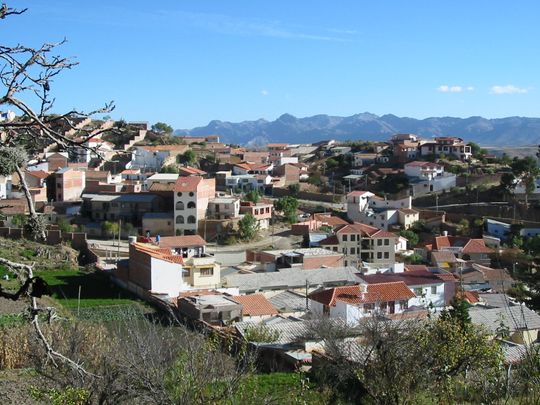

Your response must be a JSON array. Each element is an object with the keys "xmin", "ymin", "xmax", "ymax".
[{"xmin": 35, "ymin": 269, "xmax": 149, "ymax": 321}]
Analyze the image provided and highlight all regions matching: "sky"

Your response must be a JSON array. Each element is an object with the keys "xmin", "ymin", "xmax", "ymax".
[{"xmin": 2, "ymin": 0, "xmax": 540, "ymax": 129}]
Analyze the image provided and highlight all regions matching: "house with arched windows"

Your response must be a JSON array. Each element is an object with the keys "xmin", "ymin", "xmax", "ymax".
[{"xmin": 174, "ymin": 175, "xmax": 216, "ymax": 236}]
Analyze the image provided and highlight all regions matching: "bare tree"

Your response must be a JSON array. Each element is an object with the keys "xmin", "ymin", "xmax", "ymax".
[{"xmin": 0, "ymin": 3, "xmax": 115, "ymax": 376}]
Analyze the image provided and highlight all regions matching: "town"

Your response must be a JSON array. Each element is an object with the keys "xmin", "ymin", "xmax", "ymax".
[
  {"xmin": 3, "ymin": 2, "xmax": 540, "ymax": 404},
  {"xmin": 2, "ymin": 109, "xmax": 540, "ymax": 403}
]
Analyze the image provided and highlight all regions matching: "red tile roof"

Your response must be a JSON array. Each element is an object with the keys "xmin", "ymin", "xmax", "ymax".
[
  {"xmin": 309, "ymin": 282, "xmax": 415, "ymax": 306},
  {"xmin": 232, "ymin": 294, "xmax": 278, "ymax": 316},
  {"xmin": 336, "ymin": 223, "xmax": 397, "ymax": 239},
  {"xmin": 157, "ymin": 235, "xmax": 207, "ymax": 248},
  {"xmin": 174, "ymin": 176, "xmax": 203, "ymax": 192},
  {"xmin": 179, "ymin": 166, "xmax": 207, "ymax": 175},
  {"xmin": 131, "ymin": 243, "xmax": 184, "ymax": 265},
  {"xmin": 432, "ymin": 236, "xmax": 493, "ymax": 254}
]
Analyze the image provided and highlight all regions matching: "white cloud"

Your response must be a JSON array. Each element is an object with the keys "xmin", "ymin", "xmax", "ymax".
[
  {"xmin": 490, "ymin": 85, "xmax": 529, "ymax": 94},
  {"xmin": 261, "ymin": 89, "xmax": 269, "ymax": 96},
  {"xmin": 437, "ymin": 85, "xmax": 474, "ymax": 93}
]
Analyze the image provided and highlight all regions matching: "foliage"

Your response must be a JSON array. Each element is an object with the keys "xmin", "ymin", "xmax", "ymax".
[
  {"xmin": 237, "ymin": 214, "xmax": 259, "ymax": 241},
  {"xmin": 243, "ymin": 324, "xmax": 281, "ymax": 343},
  {"xmin": 274, "ymin": 196, "xmax": 299, "ymax": 224},
  {"xmin": 0, "ymin": 147, "xmax": 28, "ymax": 176},
  {"xmin": 180, "ymin": 149, "xmax": 197, "ymax": 166},
  {"xmin": 456, "ymin": 218, "xmax": 470, "ymax": 235},
  {"xmin": 398, "ymin": 229, "xmax": 419, "ymax": 248},
  {"xmin": 288, "ymin": 183, "xmax": 300, "ymax": 196},
  {"xmin": 410, "ymin": 220, "xmax": 429, "ymax": 233},
  {"xmin": 307, "ymin": 172, "xmax": 322, "ymax": 186},
  {"xmin": 11, "ymin": 213, "xmax": 27, "ymax": 228},
  {"xmin": 151, "ymin": 122, "xmax": 173, "ymax": 134},
  {"xmin": 57, "ymin": 217, "xmax": 73, "ymax": 233},
  {"xmin": 403, "ymin": 253, "xmax": 423, "ymax": 264},
  {"xmin": 30, "ymin": 386, "xmax": 90, "ymax": 405},
  {"xmin": 244, "ymin": 189, "xmax": 260, "ymax": 204},
  {"xmin": 160, "ymin": 164, "xmax": 179, "ymax": 173},
  {"xmin": 101, "ymin": 220, "xmax": 119, "ymax": 238}
]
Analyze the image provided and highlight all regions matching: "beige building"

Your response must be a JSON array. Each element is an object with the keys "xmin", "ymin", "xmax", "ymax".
[
  {"xmin": 320, "ymin": 223, "xmax": 397, "ymax": 269},
  {"xmin": 174, "ymin": 176, "xmax": 216, "ymax": 236}
]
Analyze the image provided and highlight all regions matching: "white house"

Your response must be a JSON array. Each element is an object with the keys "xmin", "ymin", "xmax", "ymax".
[
  {"xmin": 346, "ymin": 191, "xmax": 413, "ymax": 230},
  {"xmin": 0, "ymin": 175, "xmax": 12, "ymax": 199},
  {"xmin": 309, "ymin": 282, "xmax": 416, "ymax": 325},
  {"xmin": 404, "ymin": 161, "xmax": 444, "ymax": 180}
]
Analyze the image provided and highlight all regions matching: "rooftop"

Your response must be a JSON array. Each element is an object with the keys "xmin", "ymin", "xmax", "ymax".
[
  {"xmin": 309, "ymin": 282, "xmax": 416, "ymax": 306},
  {"xmin": 223, "ymin": 266, "xmax": 359, "ymax": 293},
  {"xmin": 232, "ymin": 294, "xmax": 278, "ymax": 316},
  {"xmin": 469, "ymin": 305, "xmax": 540, "ymax": 332},
  {"xmin": 262, "ymin": 248, "xmax": 342, "ymax": 257},
  {"xmin": 174, "ymin": 176, "xmax": 203, "ymax": 192}
]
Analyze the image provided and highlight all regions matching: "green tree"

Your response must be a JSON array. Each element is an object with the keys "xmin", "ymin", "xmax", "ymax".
[
  {"xmin": 101, "ymin": 220, "xmax": 119, "ymax": 239},
  {"xmin": 238, "ymin": 214, "xmax": 258, "ymax": 241},
  {"xmin": 180, "ymin": 150, "xmax": 197, "ymax": 166},
  {"xmin": 160, "ymin": 164, "xmax": 179, "ymax": 174},
  {"xmin": 11, "ymin": 213, "xmax": 27, "ymax": 228},
  {"xmin": 151, "ymin": 122, "xmax": 173, "ymax": 134},
  {"xmin": 244, "ymin": 190, "xmax": 260, "ymax": 204},
  {"xmin": 398, "ymin": 229, "xmax": 419, "ymax": 248},
  {"xmin": 404, "ymin": 253, "xmax": 423, "ymax": 264},
  {"xmin": 456, "ymin": 218, "xmax": 470, "ymax": 235},
  {"xmin": 274, "ymin": 196, "xmax": 299, "ymax": 224},
  {"xmin": 288, "ymin": 183, "xmax": 300, "ymax": 196},
  {"xmin": 511, "ymin": 156, "xmax": 540, "ymax": 205},
  {"xmin": 56, "ymin": 217, "xmax": 73, "ymax": 233}
]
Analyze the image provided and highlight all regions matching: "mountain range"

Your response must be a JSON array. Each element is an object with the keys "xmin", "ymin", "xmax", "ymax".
[{"xmin": 175, "ymin": 113, "xmax": 540, "ymax": 147}]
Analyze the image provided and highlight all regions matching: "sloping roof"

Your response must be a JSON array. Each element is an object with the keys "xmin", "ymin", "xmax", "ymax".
[
  {"xmin": 318, "ymin": 235, "xmax": 339, "ymax": 245},
  {"xmin": 347, "ymin": 191, "xmax": 372, "ymax": 197},
  {"xmin": 85, "ymin": 170, "xmax": 110, "ymax": 180},
  {"xmin": 268, "ymin": 290, "xmax": 307, "ymax": 312},
  {"xmin": 121, "ymin": 169, "xmax": 140, "ymax": 175},
  {"xmin": 178, "ymin": 166, "xmax": 207, "ymax": 176},
  {"xmin": 335, "ymin": 223, "xmax": 397, "ymax": 239},
  {"xmin": 309, "ymin": 282, "xmax": 415, "ymax": 306},
  {"xmin": 462, "ymin": 239, "xmax": 493, "ymax": 254},
  {"xmin": 149, "ymin": 182, "xmax": 176, "ymax": 192},
  {"xmin": 131, "ymin": 242, "xmax": 184, "ymax": 265},
  {"xmin": 157, "ymin": 235, "xmax": 207, "ymax": 248},
  {"xmin": 313, "ymin": 213, "xmax": 349, "ymax": 226},
  {"xmin": 26, "ymin": 170, "xmax": 50, "ymax": 179},
  {"xmin": 433, "ymin": 236, "xmax": 493, "ymax": 254},
  {"xmin": 405, "ymin": 161, "xmax": 442, "ymax": 168},
  {"xmin": 235, "ymin": 319, "xmax": 308, "ymax": 345},
  {"xmin": 469, "ymin": 306, "xmax": 540, "ymax": 333},
  {"xmin": 174, "ymin": 176, "xmax": 203, "ymax": 192},
  {"xmin": 359, "ymin": 271, "xmax": 447, "ymax": 287},
  {"xmin": 431, "ymin": 251, "xmax": 458, "ymax": 264},
  {"xmin": 140, "ymin": 145, "xmax": 189, "ymax": 152},
  {"xmin": 232, "ymin": 294, "xmax": 279, "ymax": 316}
]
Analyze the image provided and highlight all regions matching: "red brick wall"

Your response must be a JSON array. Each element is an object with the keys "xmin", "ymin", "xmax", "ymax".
[{"xmin": 128, "ymin": 244, "xmax": 152, "ymax": 290}]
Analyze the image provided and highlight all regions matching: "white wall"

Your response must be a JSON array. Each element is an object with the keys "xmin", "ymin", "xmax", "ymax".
[
  {"xmin": 150, "ymin": 257, "xmax": 190, "ymax": 297},
  {"xmin": 409, "ymin": 283, "xmax": 445, "ymax": 308}
]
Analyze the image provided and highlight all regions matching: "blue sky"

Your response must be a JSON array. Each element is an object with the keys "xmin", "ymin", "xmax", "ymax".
[{"xmin": 3, "ymin": 1, "xmax": 540, "ymax": 129}]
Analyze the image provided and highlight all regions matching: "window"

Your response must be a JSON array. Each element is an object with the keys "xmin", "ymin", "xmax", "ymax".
[
  {"xmin": 384, "ymin": 252, "xmax": 389, "ymax": 259},
  {"xmin": 431, "ymin": 286, "xmax": 437, "ymax": 294},
  {"xmin": 342, "ymin": 235, "xmax": 348, "ymax": 242},
  {"xmin": 377, "ymin": 252, "xmax": 382, "ymax": 259},
  {"xmin": 401, "ymin": 300, "xmax": 409, "ymax": 310},
  {"xmin": 187, "ymin": 215, "xmax": 196, "ymax": 224},
  {"xmin": 177, "ymin": 192, "xmax": 183, "ymax": 197},
  {"xmin": 351, "ymin": 234, "xmax": 356, "ymax": 242},
  {"xmin": 189, "ymin": 192, "xmax": 194, "ymax": 197},
  {"xmin": 384, "ymin": 239, "xmax": 390, "ymax": 246},
  {"xmin": 187, "ymin": 201, "xmax": 196, "ymax": 209},
  {"xmin": 377, "ymin": 239, "xmax": 382, "ymax": 246},
  {"xmin": 200, "ymin": 268, "xmax": 214, "ymax": 276},
  {"xmin": 350, "ymin": 247, "xmax": 356, "ymax": 255},
  {"xmin": 176, "ymin": 201, "xmax": 184, "ymax": 210},
  {"xmin": 176, "ymin": 215, "xmax": 184, "ymax": 224},
  {"xmin": 333, "ymin": 247, "xmax": 338, "ymax": 252},
  {"xmin": 364, "ymin": 303, "xmax": 375, "ymax": 313}
]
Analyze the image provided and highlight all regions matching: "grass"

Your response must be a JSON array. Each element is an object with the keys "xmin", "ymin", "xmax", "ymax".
[
  {"xmin": 233, "ymin": 372, "xmax": 333, "ymax": 404},
  {"xmin": 37, "ymin": 269, "xmax": 141, "ymax": 311}
]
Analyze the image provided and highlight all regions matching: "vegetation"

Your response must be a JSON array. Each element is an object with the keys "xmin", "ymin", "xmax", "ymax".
[
  {"xmin": 179, "ymin": 149, "xmax": 197, "ymax": 166},
  {"xmin": 160, "ymin": 164, "xmax": 179, "ymax": 173},
  {"xmin": 101, "ymin": 220, "xmax": 119, "ymax": 239},
  {"xmin": 243, "ymin": 325, "xmax": 281, "ymax": 343},
  {"xmin": 244, "ymin": 189, "xmax": 261, "ymax": 204},
  {"xmin": 152, "ymin": 122, "xmax": 174, "ymax": 134},
  {"xmin": 237, "ymin": 214, "xmax": 259, "ymax": 241},
  {"xmin": 274, "ymin": 196, "xmax": 299, "ymax": 224},
  {"xmin": 398, "ymin": 229, "xmax": 419, "ymax": 248}
]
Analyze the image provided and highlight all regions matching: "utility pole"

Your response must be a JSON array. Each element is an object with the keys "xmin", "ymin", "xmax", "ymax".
[
  {"xmin": 117, "ymin": 218, "xmax": 121, "ymax": 263},
  {"xmin": 305, "ymin": 278, "xmax": 309, "ymax": 310}
]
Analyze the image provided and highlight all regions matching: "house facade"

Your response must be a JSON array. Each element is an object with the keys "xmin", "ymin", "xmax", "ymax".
[
  {"xmin": 174, "ymin": 176, "xmax": 216, "ymax": 235},
  {"xmin": 309, "ymin": 282, "xmax": 416, "ymax": 325}
]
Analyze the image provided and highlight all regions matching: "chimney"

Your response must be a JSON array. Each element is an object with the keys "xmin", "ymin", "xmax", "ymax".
[{"xmin": 443, "ymin": 230, "xmax": 448, "ymax": 237}]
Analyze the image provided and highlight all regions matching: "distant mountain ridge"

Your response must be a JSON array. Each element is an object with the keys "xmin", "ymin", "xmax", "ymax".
[{"xmin": 175, "ymin": 113, "xmax": 540, "ymax": 146}]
